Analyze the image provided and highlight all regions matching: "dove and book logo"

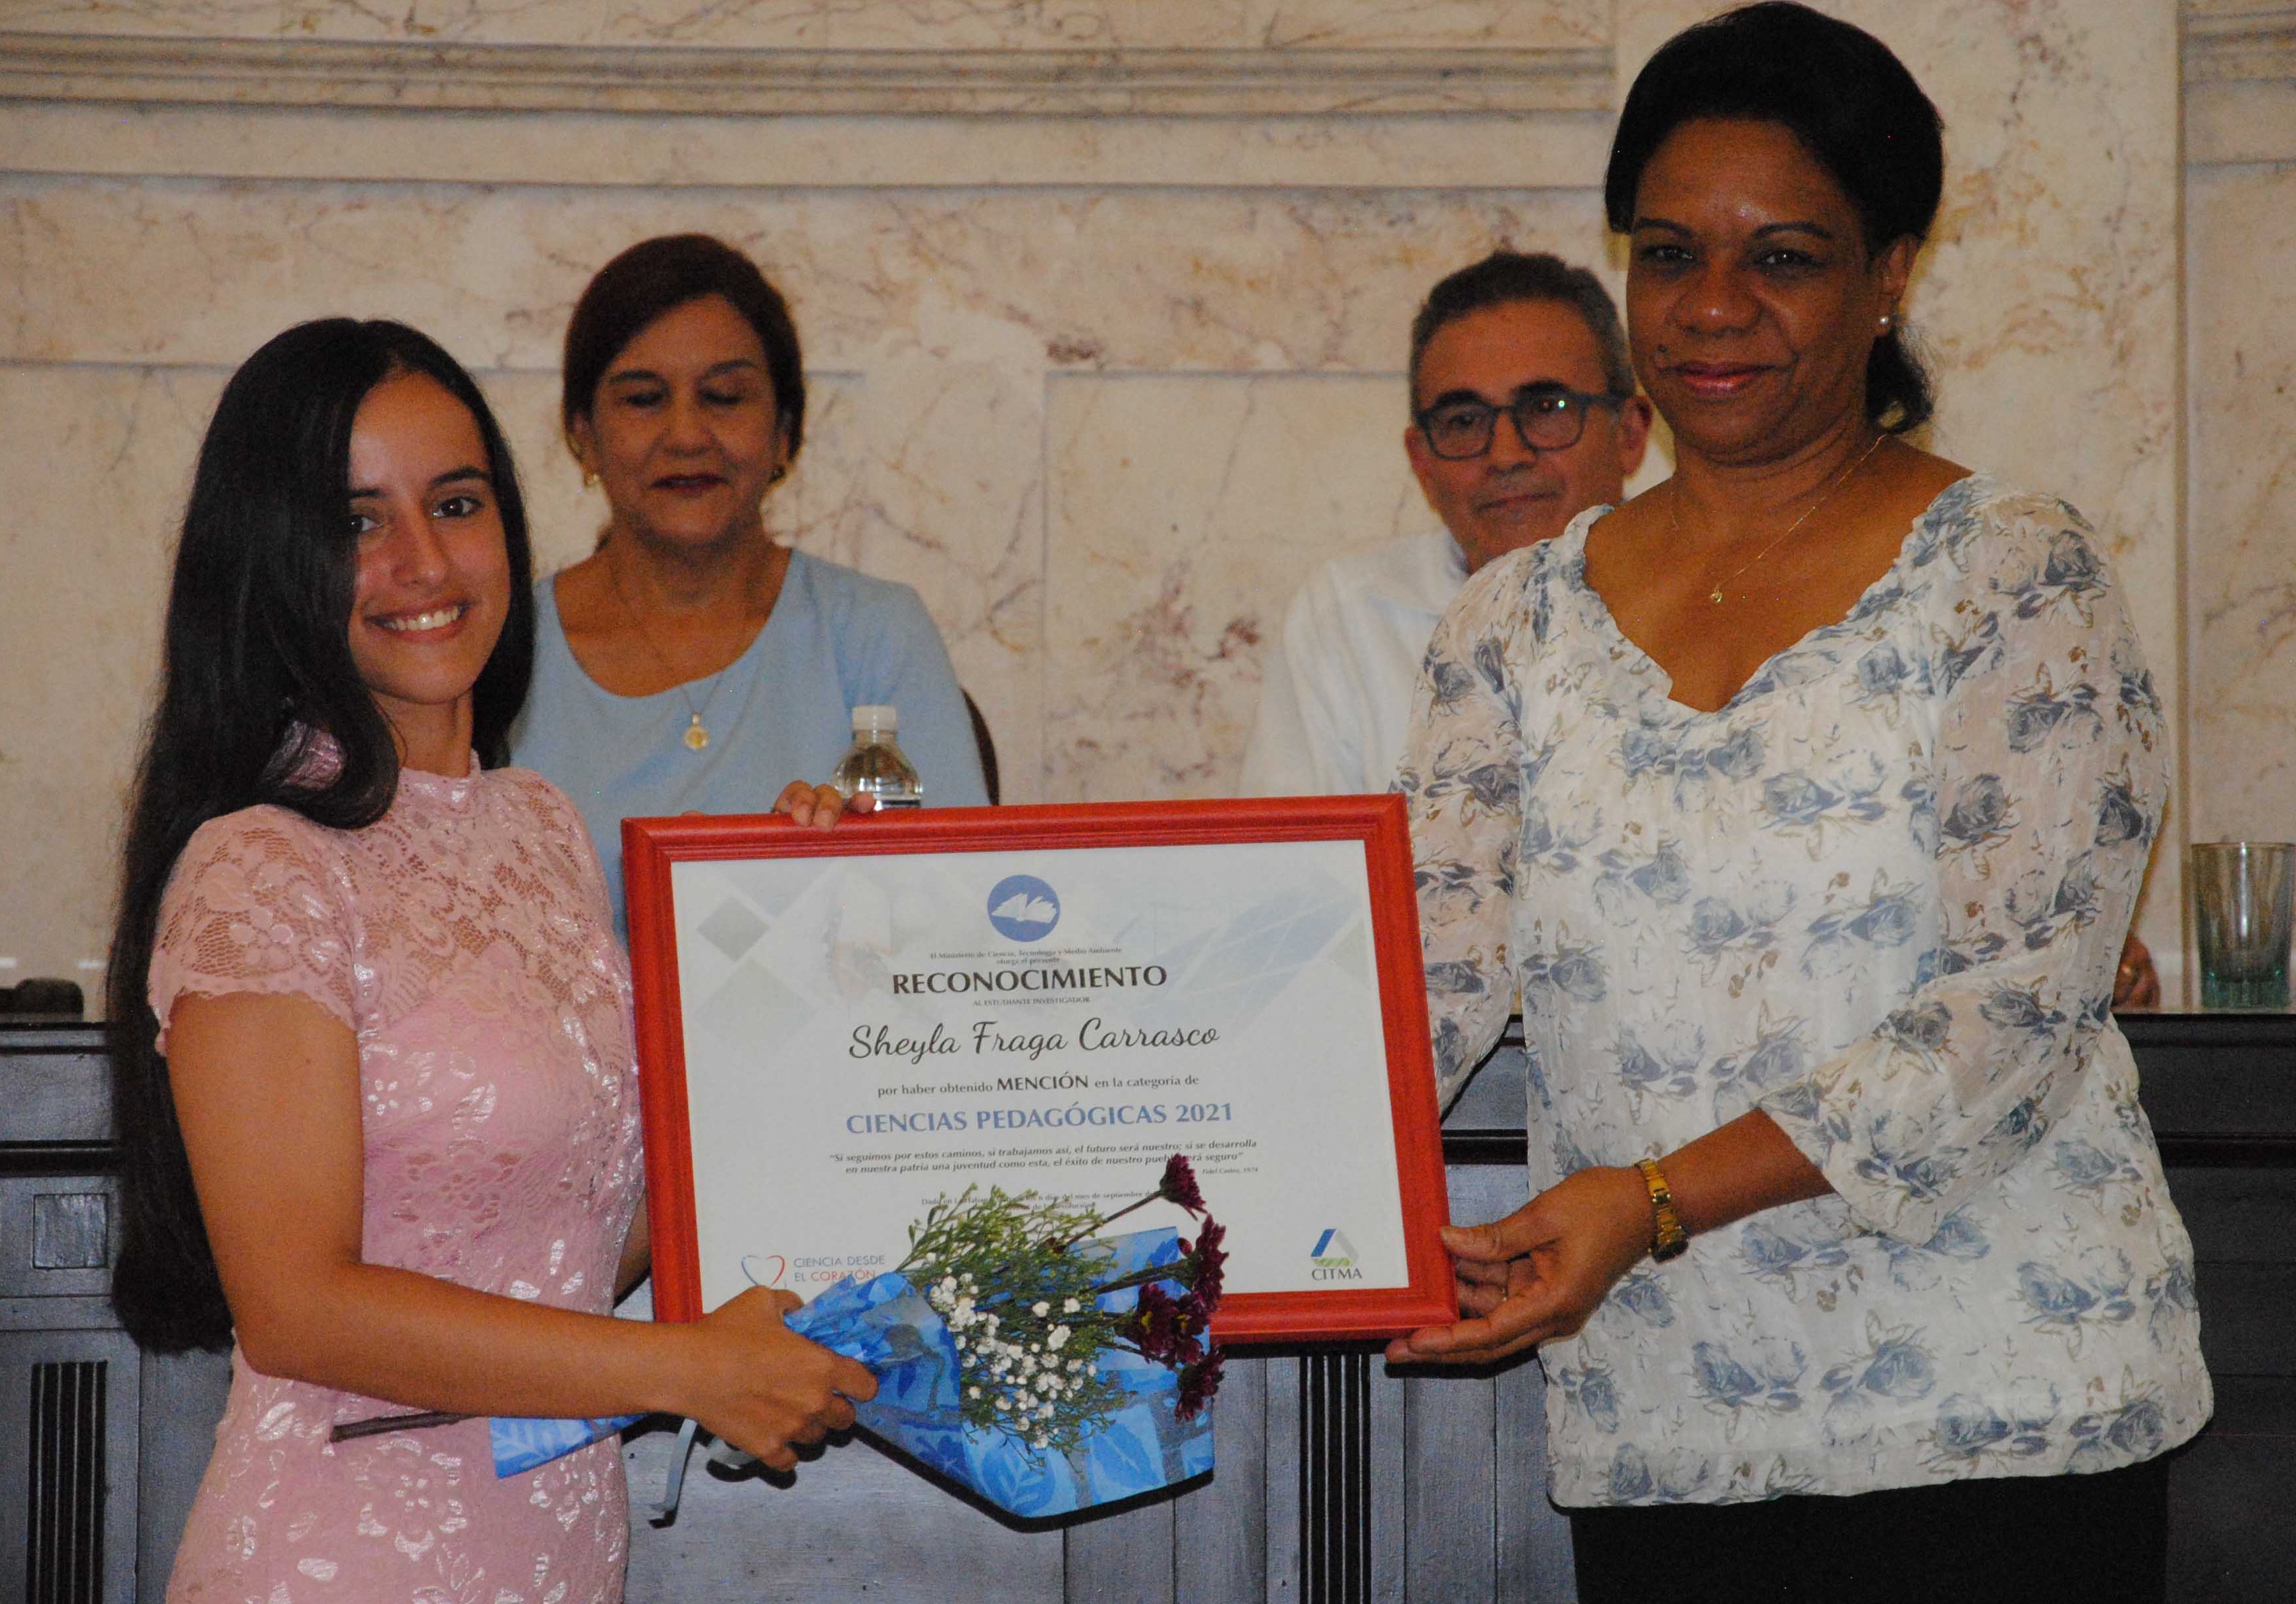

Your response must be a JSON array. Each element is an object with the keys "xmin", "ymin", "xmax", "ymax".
[{"xmin": 986, "ymin": 874, "xmax": 1061, "ymax": 941}]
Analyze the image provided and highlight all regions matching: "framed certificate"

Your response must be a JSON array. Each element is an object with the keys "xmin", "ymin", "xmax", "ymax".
[{"xmin": 625, "ymin": 798, "xmax": 1456, "ymax": 1342}]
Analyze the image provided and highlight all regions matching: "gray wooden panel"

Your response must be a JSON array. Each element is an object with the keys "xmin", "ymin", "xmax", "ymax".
[
  {"xmin": 1063, "ymin": 1481, "xmax": 1171, "ymax": 1603},
  {"xmin": 1368, "ymin": 1349, "xmax": 1409, "ymax": 1600},
  {"xmin": 1493, "ymin": 1356, "xmax": 1575, "ymax": 1604},
  {"xmin": 1401, "ymin": 1368, "xmax": 1494, "ymax": 1601},
  {"xmin": 2191, "ymin": 1261, "xmax": 2296, "ymax": 1375},
  {"xmin": 621, "ymin": 1425, "xmax": 1065, "ymax": 1603},
  {"xmin": 1, "ymin": 1174, "xmax": 116, "ymax": 1298},
  {"xmin": 0, "ymin": 1027, "xmax": 111, "ymax": 1143},
  {"xmin": 2169, "ymin": 1377, "xmax": 2296, "ymax": 1601},
  {"xmin": 1174, "ymin": 1353, "xmax": 1268, "ymax": 1603},
  {"xmin": 1262, "ymin": 1354, "xmax": 1301, "ymax": 1599},
  {"xmin": 0, "ymin": 1325, "xmax": 141, "ymax": 1604},
  {"xmin": 2163, "ymin": 1166, "xmax": 2296, "ymax": 1261},
  {"xmin": 136, "ymin": 1347, "xmax": 232, "ymax": 1601}
]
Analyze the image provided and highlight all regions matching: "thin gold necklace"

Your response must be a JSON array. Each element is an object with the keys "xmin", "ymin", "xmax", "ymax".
[
  {"xmin": 606, "ymin": 559, "xmax": 726, "ymax": 753},
  {"xmin": 1681, "ymin": 432, "xmax": 1888, "ymax": 606}
]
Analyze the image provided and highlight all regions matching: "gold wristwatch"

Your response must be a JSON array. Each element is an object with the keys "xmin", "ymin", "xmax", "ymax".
[{"xmin": 1634, "ymin": 1158, "xmax": 1689, "ymax": 1262}]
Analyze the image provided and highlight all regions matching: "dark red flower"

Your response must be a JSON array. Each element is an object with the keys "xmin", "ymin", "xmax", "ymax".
[
  {"xmin": 1130, "ymin": 1282, "xmax": 1206, "ymax": 1366},
  {"xmin": 1181, "ymin": 1217, "xmax": 1226, "ymax": 1312},
  {"xmin": 1159, "ymin": 1154, "xmax": 1206, "ymax": 1216},
  {"xmin": 1176, "ymin": 1347, "xmax": 1225, "ymax": 1421},
  {"xmin": 1129, "ymin": 1283, "xmax": 1183, "ymax": 1363}
]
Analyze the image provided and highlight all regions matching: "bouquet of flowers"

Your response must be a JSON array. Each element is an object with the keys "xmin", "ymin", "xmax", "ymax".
[
  {"xmin": 341, "ymin": 1156, "xmax": 1227, "ymax": 1522},
  {"xmin": 717, "ymin": 1154, "xmax": 1226, "ymax": 1518}
]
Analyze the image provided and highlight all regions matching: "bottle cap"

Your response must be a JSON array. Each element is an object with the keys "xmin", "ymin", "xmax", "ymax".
[{"xmin": 852, "ymin": 704, "xmax": 898, "ymax": 733}]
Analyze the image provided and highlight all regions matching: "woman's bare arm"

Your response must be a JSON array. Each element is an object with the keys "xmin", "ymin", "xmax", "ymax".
[
  {"xmin": 616, "ymin": 1196, "xmax": 651, "ymax": 1303},
  {"xmin": 168, "ymin": 990, "xmax": 874, "ymax": 1468}
]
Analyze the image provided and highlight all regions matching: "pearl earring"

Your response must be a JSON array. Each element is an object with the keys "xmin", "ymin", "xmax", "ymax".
[{"xmin": 1878, "ymin": 312, "xmax": 1897, "ymax": 333}]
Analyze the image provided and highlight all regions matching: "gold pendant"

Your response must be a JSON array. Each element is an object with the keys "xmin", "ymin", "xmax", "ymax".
[
  {"xmin": 1710, "ymin": 588, "xmax": 1725, "ymax": 604},
  {"xmin": 683, "ymin": 715, "xmax": 710, "ymax": 751}
]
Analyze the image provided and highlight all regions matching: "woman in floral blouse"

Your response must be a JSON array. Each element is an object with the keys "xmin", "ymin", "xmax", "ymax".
[{"xmin": 1386, "ymin": 7, "xmax": 2208, "ymax": 1600}]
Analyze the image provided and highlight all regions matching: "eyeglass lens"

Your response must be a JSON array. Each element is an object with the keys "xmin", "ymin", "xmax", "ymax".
[{"xmin": 1423, "ymin": 391, "xmax": 1592, "ymax": 459}]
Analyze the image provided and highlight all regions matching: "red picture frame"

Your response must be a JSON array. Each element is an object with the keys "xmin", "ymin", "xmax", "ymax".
[{"xmin": 624, "ymin": 796, "xmax": 1457, "ymax": 1344}]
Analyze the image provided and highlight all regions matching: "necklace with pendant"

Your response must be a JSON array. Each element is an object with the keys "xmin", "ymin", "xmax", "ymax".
[
  {"xmin": 1681, "ymin": 432, "xmax": 1888, "ymax": 605},
  {"xmin": 607, "ymin": 560, "xmax": 727, "ymax": 753}
]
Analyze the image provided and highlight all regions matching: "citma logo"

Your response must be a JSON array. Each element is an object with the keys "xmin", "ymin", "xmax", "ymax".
[
  {"xmin": 986, "ymin": 874, "xmax": 1061, "ymax": 942},
  {"xmin": 1310, "ymin": 1229, "xmax": 1364, "ymax": 1281}
]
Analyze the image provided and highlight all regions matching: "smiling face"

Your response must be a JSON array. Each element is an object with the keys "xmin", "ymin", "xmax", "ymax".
[
  {"xmin": 345, "ymin": 370, "xmax": 511, "ymax": 768},
  {"xmin": 1403, "ymin": 298, "xmax": 1651, "ymax": 573},
  {"xmin": 1625, "ymin": 117, "xmax": 1916, "ymax": 466},
  {"xmin": 569, "ymin": 293, "xmax": 788, "ymax": 552}
]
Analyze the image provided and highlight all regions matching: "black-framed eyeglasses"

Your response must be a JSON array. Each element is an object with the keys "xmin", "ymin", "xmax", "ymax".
[{"xmin": 1413, "ymin": 385, "xmax": 1627, "ymax": 460}]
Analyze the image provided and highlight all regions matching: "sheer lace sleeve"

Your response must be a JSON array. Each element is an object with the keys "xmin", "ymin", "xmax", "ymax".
[
  {"xmin": 1398, "ymin": 548, "xmax": 1538, "ymax": 1108},
  {"xmin": 1757, "ymin": 493, "xmax": 2170, "ymax": 1244},
  {"xmin": 149, "ymin": 807, "xmax": 358, "ymax": 1051}
]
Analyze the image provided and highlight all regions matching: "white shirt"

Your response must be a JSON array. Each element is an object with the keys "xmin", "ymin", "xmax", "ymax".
[
  {"xmin": 1241, "ymin": 532, "xmax": 1469, "ymax": 797},
  {"xmin": 1401, "ymin": 478, "xmax": 2209, "ymax": 1504}
]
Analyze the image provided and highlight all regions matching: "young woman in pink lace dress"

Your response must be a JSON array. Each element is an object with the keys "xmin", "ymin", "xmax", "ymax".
[{"xmin": 104, "ymin": 320, "xmax": 875, "ymax": 1602}]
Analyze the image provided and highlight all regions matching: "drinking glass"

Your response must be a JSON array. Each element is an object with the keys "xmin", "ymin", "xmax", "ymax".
[{"xmin": 2189, "ymin": 842, "xmax": 2296, "ymax": 1010}]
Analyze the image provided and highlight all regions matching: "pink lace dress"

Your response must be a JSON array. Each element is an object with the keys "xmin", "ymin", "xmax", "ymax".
[{"xmin": 149, "ymin": 759, "xmax": 643, "ymax": 1603}]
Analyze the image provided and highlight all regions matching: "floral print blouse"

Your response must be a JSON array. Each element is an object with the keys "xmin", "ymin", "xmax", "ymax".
[{"xmin": 1400, "ymin": 476, "xmax": 2211, "ymax": 1505}]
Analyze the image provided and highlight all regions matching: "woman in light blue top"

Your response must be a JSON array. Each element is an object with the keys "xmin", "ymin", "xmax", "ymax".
[{"xmin": 510, "ymin": 235, "xmax": 987, "ymax": 931}]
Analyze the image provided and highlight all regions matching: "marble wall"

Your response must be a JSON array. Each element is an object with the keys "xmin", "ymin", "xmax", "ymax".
[
  {"xmin": 0, "ymin": 1, "xmax": 2197, "ymax": 993},
  {"xmin": 2186, "ymin": 3, "xmax": 2296, "ymax": 878}
]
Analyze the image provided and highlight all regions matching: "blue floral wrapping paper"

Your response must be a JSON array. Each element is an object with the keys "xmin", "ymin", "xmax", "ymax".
[
  {"xmin": 490, "ymin": 1412, "xmax": 644, "ymax": 1477},
  {"xmin": 483, "ymin": 1226, "xmax": 1214, "ymax": 1518},
  {"xmin": 784, "ymin": 1225, "xmax": 1216, "ymax": 1518}
]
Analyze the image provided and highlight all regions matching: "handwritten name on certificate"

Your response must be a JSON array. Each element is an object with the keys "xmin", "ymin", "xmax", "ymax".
[{"xmin": 665, "ymin": 839, "xmax": 1411, "ymax": 1316}]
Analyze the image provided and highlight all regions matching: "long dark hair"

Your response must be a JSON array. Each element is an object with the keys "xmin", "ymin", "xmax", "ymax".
[
  {"xmin": 107, "ymin": 319, "xmax": 534, "ymax": 1352},
  {"xmin": 1604, "ymin": 1, "xmax": 1946, "ymax": 433}
]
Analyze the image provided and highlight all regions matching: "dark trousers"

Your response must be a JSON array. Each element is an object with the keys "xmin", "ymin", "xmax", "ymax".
[{"xmin": 1569, "ymin": 1457, "xmax": 2169, "ymax": 1604}]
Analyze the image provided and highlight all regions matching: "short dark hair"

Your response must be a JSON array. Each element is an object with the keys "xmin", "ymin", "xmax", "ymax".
[
  {"xmin": 109, "ymin": 318, "xmax": 533, "ymax": 1352},
  {"xmin": 561, "ymin": 234, "xmax": 806, "ymax": 459},
  {"xmin": 1604, "ymin": 1, "xmax": 1944, "ymax": 433},
  {"xmin": 1409, "ymin": 250, "xmax": 1635, "ymax": 403}
]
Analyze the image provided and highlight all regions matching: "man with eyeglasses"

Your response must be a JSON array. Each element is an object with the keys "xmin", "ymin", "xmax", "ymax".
[{"xmin": 1241, "ymin": 250, "xmax": 1653, "ymax": 796}]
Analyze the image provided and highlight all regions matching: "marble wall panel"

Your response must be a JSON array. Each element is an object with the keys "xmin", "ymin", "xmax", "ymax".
[
  {"xmin": 5, "ymin": 1, "xmax": 1250, "ymax": 49},
  {"xmin": 2186, "ymin": 163, "xmax": 2296, "ymax": 845},
  {"xmin": 0, "ymin": 103, "xmax": 1621, "ymax": 191},
  {"xmin": 1042, "ymin": 372, "xmax": 1427, "ymax": 801},
  {"xmin": 1615, "ymin": 0, "xmax": 2188, "ymax": 970},
  {"xmin": 0, "ymin": 364, "xmax": 224, "ymax": 981},
  {"xmin": 0, "ymin": 180, "xmax": 1608, "ymax": 374},
  {"xmin": 7, "ymin": 0, "xmax": 1604, "ymax": 50}
]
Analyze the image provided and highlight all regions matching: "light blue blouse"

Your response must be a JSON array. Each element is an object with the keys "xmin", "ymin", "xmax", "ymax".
[
  {"xmin": 509, "ymin": 550, "xmax": 990, "ymax": 934},
  {"xmin": 1402, "ymin": 478, "xmax": 2210, "ymax": 1505}
]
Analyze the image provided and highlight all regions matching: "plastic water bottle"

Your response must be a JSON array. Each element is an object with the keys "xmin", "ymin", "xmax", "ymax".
[{"xmin": 832, "ymin": 704, "xmax": 922, "ymax": 809}]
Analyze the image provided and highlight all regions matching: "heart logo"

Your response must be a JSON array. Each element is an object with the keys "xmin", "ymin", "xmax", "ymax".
[{"xmin": 741, "ymin": 1254, "xmax": 788, "ymax": 1289}]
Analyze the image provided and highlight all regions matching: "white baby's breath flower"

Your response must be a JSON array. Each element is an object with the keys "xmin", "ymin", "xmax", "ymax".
[
  {"xmin": 1048, "ymin": 1325, "xmax": 1071, "ymax": 1351},
  {"xmin": 968, "ymin": 1386, "xmax": 981, "ymax": 1399},
  {"xmin": 1067, "ymin": 1359, "xmax": 1082, "ymax": 1373},
  {"xmin": 1032, "ymin": 1302, "xmax": 1051, "ymax": 1317},
  {"xmin": 1063, "ymin": 1298, "xmax": 1080, "ymax": 1314}
]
